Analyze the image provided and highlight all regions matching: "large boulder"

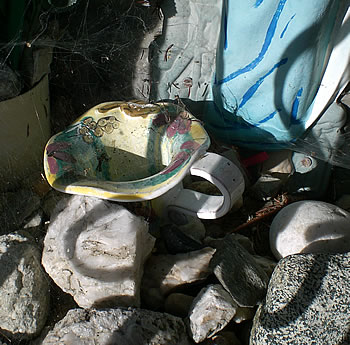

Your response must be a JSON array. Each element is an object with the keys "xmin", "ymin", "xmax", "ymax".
[{"xmin": 250, "ymin": 252, "xmax": 350, "ymax": 344}]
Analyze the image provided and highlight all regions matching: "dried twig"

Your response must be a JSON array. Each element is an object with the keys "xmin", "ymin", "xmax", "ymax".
[{"xmin": 230, "ymin": 193, "xmax": 298, "ymax": 233}]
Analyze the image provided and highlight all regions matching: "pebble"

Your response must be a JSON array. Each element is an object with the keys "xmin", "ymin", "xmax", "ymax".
[
  {"xmin": 42, "ymin": 195, "xmax": 155, "ymax": 308},
  {"xmin": 250, "ymin": 252, "xmax": 350, "ymax": 344},
  {"xmin": 142, "ymin": 246, "xmax": 216, "ymax": 297},
  {"xmin": 188, "ymin": 284, "xmax": 238, "ymax": 343},
  {"xmin": 269, "ymin": 200, "xmax": 350, "ymax": 259}
]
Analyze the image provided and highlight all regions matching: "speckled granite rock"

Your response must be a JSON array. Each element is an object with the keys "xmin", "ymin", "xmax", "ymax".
[
  {"xmin": 41, "ymin": 307, "xmax": 191, "ymax": 345},
  {"xmin": 250, "ymin": 252, "xmax": 350, "ymax": 344}
]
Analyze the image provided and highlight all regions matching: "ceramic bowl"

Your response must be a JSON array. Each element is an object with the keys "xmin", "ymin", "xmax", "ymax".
[{"xmin": 44, "ymin": 100, "xmax": 210, "ymax": 201}]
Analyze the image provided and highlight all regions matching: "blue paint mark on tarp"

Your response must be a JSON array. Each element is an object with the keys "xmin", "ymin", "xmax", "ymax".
[
  {"xmin": 254, "ymin": 0, "xmax": 264, "ymax": 8},
  {"xmin": 291, "ymin": 87, "xmax": 303, "ymax": 124},
  {"xmin": 217, "ymin": 0, "xmax": 288, "ymax": 85},
  {"xmin": 239, "ymin": 58, "xmax": 288, "ymax": 109},
  {"xmin": 259, "ymin": 109, "xmax": 281, "ymax": 123},
  {"xmin": 280, "ymin": 14, "xmax": 295, "ymax": 38}
]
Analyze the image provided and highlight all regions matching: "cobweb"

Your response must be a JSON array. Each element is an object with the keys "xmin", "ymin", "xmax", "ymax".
[
  {"xmin": 1, "ymin": 0, "xmax": 163, "ymax": 132},
  {"xmin": 0, "ymin": 3, "xmax": 165, "ymax": 344}
]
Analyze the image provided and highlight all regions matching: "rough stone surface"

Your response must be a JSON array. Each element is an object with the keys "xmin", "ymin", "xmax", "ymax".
[
  {"xmin": 336, "ymin": 194, "xmax": 350, "ymax": 212},
  {"xmin": 250, "ymin": 252, "xmax": 350, "ymax": 344},
  {"xmin": 232, "ymin": 306, "xmax": 256, "ymax": 324},
  {"xmin": 177, "ymin": 215, "xmax": 206, "ymax": 242},
  {"xmin": 188, "ymin": 284, "xmax": 238, "ymax": 343},
  {"xmin": 210, "ymin": 235, "xmax": 269, "ymax": 307},
  {"xmin": 0, "ymin": 190, "xmax": 41, "ymax": 234},
  {"xmin": 142, "ymin": 247, "xmax": 216, "ymax": 296},
  {"xmin": 252, "ymin": 255, "xmax": 277, "ymax": 278},
  {"xmin": 202, "ymin": 331, "xmax": 242, "ymax": 345},
  {"xmin": 165, "ymin": 293, "xmax": 195, "ymax": 318},
  {"xmin": 205, "ymin": 233, "xmax": 255, "ymax": 255},
  {"xmin": 161, "ymin": 224, "xmax": 203, "ymax": 254},
  {"xmin": 0, "ymin": 231, "xmax": 49, "ymax": 339},
  {"xmin": 250, "ymin": 175, "xmax": 283, "ymax": 201},
  {"xmin": 41, "ymin": 189, "xmax": 70, "ymax": 219},
  {"xmin": 23, "ymin": 210, "xmax": 43, "ymax": 229},
  {"xmin": 41, "ymin": 307, "xmax": 191, "ymax": 345},
  {"xmin": 269, "ymin": 200, "xmax": 350, "ymax": 259},
  {"xmin": 42, "ymin": 195, "xmax": 155, "ymax": 308}
]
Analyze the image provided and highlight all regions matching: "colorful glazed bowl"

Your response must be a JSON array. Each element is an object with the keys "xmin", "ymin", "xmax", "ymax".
[{"xmin": 44, "ymin": 100, "xmax": 210, "ymax": 201}]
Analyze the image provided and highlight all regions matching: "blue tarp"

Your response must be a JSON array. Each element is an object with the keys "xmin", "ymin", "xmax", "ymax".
[{"xmin": 204, "ymin": 0, "xmax": 350, "ymax": 149}]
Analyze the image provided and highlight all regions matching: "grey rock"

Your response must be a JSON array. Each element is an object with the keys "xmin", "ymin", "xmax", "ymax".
[
  {"xmin": 188, "ymin": 284, "xmax": 238, "ymax": 343},
  {"xmin": 335, "ymin": 194, "xmax": 350, "ymax": 212},
  {"xmin": 23, "ymin": 210, "xmax": 43, "ymax": 229},
  {"xmin": 250, "ymin": 252, "xmax": 350, "ymax": 344},
  {"xmin": 161, "ymin": 224, "xmax": 203, "ymax": 254},
  {"xmin": 252, "ymin": 255, "xmax": 277, "ymax": 278},
  {"xmin": 202, "ymin": 331, "xmax": 242, "ymax": 345},
  {"xmin": 176, "ymin": 215, "xmax": 206, "ymax": 242},
  {"xmin": 0, "ymin": 231, "xmax": 49, "ymax": 340},
  {"xmin": 165, "ymin": 293, "xmax": 195, "ymax": 318},
  {"xmin": 204, "ymin": 223, "xmax": 227, "ymax": 239},
  {"xmin": 42, "ymin": 195, "xmax": 155, "ymax": 308},
  {"xmin": 141, "ymin": 287, "xmax": 166, "ymax": 311},
  {"xmin": 142, "ymin": 247, "xmax": 216, "ymax": 296},
  {"xmin": 210, "ymin": 235, "xmax": 269, "ymax": 307},
  {"xmin": 205, "ymin": 233, "xmax": 255, "ymax": 255},
  {"xmin": 41, "ymin": 307, "xmax": 191, "ymax": 345},
  {"xmin": 232, "ymin": 306, "xmax": 256, "ymax": 324},
  {"xmin": 269, "ymin": 200, "xmax": 350, "ymax": 259},
  {"xmin": 0, "ymin": 190, "xmax": 41, "ymax": 234},
  {"xmin": 41, "ymin": 189, "xmax": 70, "ymax": 219},
  {"xmin": 250, "ymin": 175, "xmax": 283, "ymax": 201}
]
